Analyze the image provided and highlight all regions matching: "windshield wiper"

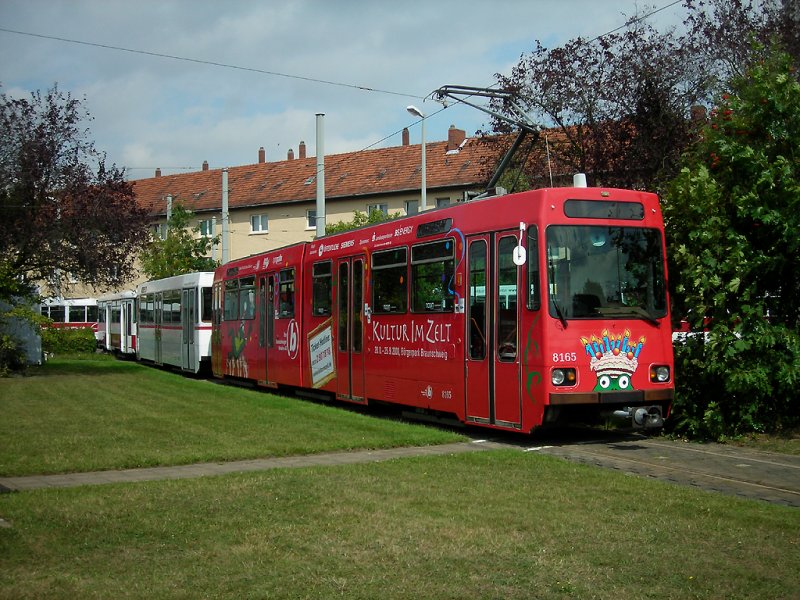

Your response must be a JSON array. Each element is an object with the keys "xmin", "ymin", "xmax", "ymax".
[{"xmin": 551, "ymin": 299, "xmax": 568, "ymax": 329}]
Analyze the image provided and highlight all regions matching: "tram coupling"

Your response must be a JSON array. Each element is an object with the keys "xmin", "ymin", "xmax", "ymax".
[{"xmin": 612, "ymin": 406, "xmax": 664, "ymax": 430}]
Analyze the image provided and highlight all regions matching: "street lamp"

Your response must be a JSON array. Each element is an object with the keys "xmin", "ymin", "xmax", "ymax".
[{"xmin": 406, "ymin": 105, "xmax": 427, "ymax": 212}]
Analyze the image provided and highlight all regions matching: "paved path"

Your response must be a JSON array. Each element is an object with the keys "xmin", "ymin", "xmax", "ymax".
[
  {"xmin": 525, "ymin": 435, "xmax": 800, "ymax": 507},
  {"xmin": 0, "ymin": 440, "xmax": 507, "ymax": 492},
  {"xmin": 2, "ymin": 435, "xmax": 798, "ymax": 507}
]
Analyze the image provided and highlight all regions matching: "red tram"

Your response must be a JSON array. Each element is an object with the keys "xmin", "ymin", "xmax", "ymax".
[{"xmin": 212, "ymin": 186, "xmax": 674, "ymax": 433}]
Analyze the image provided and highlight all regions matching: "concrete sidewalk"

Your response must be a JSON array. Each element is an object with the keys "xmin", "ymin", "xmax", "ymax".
[{"xmin": 0, "ymin": 440, "xmax": 509, "ymax": 492}]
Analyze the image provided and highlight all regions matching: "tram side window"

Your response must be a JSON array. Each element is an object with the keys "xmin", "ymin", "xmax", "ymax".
[
  {"xmin": 201, "ymin": 287, "xmax": 213, "ymax": 323},
  {"xmin": 312, "ymin": 261, "xmax": 332, "ymax": 316},
  {"xmin": 469, "ymin": 241, "xmax": 487, "ymax": 361},
  {"xmin": 87, "ymin": 305, "xmax": 98, "ymax": 322},
  {"xmin": 163, "ymin": 290, "xmax": 181, "ymax": 324},
  {"xmin": 411, "ymin": 239, "xmax": 455, "ymax": 312},
  {"xmin": 498, "ymin": 236, "xmax": 519, "ymax": 361},
  {"xmin": 224, "ymin": 280, "xmax": 239, "ymax": 321},
  {"xmin": 239, "ymin": 276, "xmax": 256, "ymax": 320},
  {"xmin": 279, "ymin": 268, "xmax": 295, "ymax": 318},
  {"xmin": 49, "ymin": 305, "xmax": 65, "ymax": 323},
  {"xmin": 526, "ymin": 226, "xmax": 540, "ymax": 310},
  {"xmin": 372, "ymin": 248, "xmax": 407, "ymax": 314},
  {"xmin": 68, "ymin": 305, "xmax": 86, "ymax": 323},
  {"xmin": 139, "ymin": 294, "xmax": 153, "ymax": 324},
  {"xmin": 212, "ymin": 283, "xmax": 222, "ymax": 326}
]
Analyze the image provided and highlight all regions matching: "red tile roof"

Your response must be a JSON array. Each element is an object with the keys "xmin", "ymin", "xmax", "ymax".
[{"xmin": 133, "ymin": 136, "xmax": 499, "ymax": 217}]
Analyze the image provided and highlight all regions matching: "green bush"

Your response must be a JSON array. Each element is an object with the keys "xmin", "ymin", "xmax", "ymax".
[
  {"xmin": 41, "ymin": 326, "xmax": 97, "ymax": 355},
  {"xmin": 670, "ymin": 328, "xmax": 800, "ymax": 439},
  {"xmin": 0, "ymin": 333, "xmax": 27, "ymax": 376}
]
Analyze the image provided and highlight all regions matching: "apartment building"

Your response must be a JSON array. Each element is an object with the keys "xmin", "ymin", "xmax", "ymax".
[{"xmin": 132, "ymin": 124, "xmax": 496, "ymax": 269}]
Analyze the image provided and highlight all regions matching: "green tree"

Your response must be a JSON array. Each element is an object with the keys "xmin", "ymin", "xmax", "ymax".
[
  {"xmin": 664, "ymin": 47, "xmax": 800, "ymax": 438},
  {"xmin": 0, "ymin": 85, "xmax": 150, "ymax": 300},
  {"xmin": 324, "ymin": 208, "xmax": 401, "ymax": 235},
  {"xmin": 139, "ymin": 203, "xmax": 219, "ymax": 279},
  {"xmin": 492, "ymin": 1, "xmax": 799, "ymax": 192}
]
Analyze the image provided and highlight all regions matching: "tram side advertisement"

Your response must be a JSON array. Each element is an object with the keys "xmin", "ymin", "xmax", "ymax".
[
  {"xmin": 308, "ymin": 319, "xmax": 335, "ymax": 387},
  {"xmin": 370, "ymin": 316, "xmax": 454, "ymax": 361}
]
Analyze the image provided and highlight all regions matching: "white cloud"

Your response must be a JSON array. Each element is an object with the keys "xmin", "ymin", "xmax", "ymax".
[{"xmin": 0, "ymin": 0, "xmax": 687, "ymax": 179}]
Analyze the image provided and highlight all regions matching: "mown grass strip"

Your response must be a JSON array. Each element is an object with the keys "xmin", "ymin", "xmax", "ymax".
[
  {"xmin": 1, "ymin": 450, "xmax": 798, "ymax": 599},
  {"xmin": 0, "ymin": 356, "xmax": 463, "ymax": 476}
]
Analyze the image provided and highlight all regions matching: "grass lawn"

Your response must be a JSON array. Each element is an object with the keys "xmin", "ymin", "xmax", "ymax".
[
  {"xmin": 1, "ymin": 450, "xmax": 798, "ymax": 599},
  {"xmin": 727, "ymin": 428, "xmax": 800, "ymax": 455},
  {"xmin": 0, "ymin": 356, "xmax": 464, "ymax": 476}
]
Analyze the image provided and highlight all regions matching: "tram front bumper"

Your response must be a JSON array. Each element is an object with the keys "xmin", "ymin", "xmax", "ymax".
[{"xmin": 548, "ymin": 389, "xmax": 672, "ymax": 429}]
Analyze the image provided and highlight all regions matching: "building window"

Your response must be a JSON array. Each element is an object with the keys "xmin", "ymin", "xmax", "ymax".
[
  {"xmin": 436, "ymin": 197, "xmax": 451, "ymax": 208},
  {"xmin": 367, "ymin": 203, "xmax": 388, "ymax": 217},
  {"xmin": 250, "ymin": 214, "xmax": 269, "ymax": 233},
  {"xmin": 152, "ymin": 223, "xmax": 167, "ymax": 240},
  {"xmin": 199, "ymin": 219, "xmax": 214, "ymax": 237},
  {"xmin": 306, "ymin": 209, "xmax": 317, "ymax": 230},
  {"xmin": 405, "ymin": 200, "xmax": 419, "ymax": 216}
]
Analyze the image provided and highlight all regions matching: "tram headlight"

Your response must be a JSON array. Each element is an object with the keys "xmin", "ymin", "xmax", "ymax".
[
  {"xmin": 650, "ymin": 365, "xmax": 671, "ymax": 383},
  {"xmin": 552, "ymin": 368, "xmax": 576, "ymax": 386}
]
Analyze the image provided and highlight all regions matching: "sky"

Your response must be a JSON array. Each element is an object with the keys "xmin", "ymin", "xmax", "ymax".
[{"xmin": 0, "ymin": 0, "xmax": 686, "ymax": 180}]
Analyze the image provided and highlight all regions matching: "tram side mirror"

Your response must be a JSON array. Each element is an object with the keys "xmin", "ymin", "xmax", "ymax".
[
  {"xmin": 513, "ymin": 221, "xmax": 527, "ymax": 266},
  {"xmin": 513, "ymin": 245, "xmax": 526, "ymax": 266}
]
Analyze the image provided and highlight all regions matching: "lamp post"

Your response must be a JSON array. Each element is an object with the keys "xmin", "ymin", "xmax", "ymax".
[{"xmin": 406, "ymin": 105, "xmax": 427, "ymax": 212}]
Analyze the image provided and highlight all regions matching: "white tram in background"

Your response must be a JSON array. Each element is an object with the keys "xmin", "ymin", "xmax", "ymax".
[
  {"xmin": 136, "ymin": 272, "xmax": 214, "ymax": 374},
  {"xmin": 97, "ymin": 290, "xmax": 137, "ymax": 356},
  {"xmin": 40, "ymin": 297, "xmax": 101, "ymax": 343}
]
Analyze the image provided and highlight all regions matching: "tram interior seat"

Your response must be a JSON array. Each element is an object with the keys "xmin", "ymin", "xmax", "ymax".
[{"xmin": 572, "ymin": 293, "xmax": 601, "ymax": 316}]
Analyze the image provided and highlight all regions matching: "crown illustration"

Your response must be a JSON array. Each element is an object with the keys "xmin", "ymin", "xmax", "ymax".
[{"xmin": 581, "ymin": 329, "xmax": 645, "ymax": 376}]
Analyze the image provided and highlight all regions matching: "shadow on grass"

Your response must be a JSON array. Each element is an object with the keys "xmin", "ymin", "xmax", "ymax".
[{"xmin": 29, "ymin": 355, "xmax": 144, "ymax": 377}]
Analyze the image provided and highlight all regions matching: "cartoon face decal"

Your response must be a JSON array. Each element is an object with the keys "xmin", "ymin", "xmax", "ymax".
[
  {"xmin": 581, "ymin": 329, "xmax": 645, "ymax": 393},
  {"xmin": 594, "ymin": 373, "xmax": 632, "ymax": 392}
]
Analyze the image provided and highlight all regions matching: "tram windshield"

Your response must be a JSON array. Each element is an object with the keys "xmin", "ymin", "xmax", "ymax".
[{"xmin": 545, "ymin": 225, "xmax": 667, "ymax": 323}]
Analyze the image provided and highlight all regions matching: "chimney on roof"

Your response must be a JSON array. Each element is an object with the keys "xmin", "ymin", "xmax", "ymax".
[
  {"xmin": 155, "ymin": 168, "xmax": 161, "ymax": 177},
  {"xmin": 447, "ymin": 125, "xmax": 466, "ymax": 152},
  {"xmin": 299, "ymin": 141, "xmax": 307, "ymax": 159},
  {"xmin": 288, "ymin": 148, "xmax": 295, "ymax": 160},
  {"xmin": 258, "ymin": 146, "xmax": 265, "ymax": 163},
  {"xmin": 402, "ymin": 127, "xmax": 409, "ymax": 146},
  {"xmin": 202, "ymin": 160, "xmax": 209, "ymax": 171}
]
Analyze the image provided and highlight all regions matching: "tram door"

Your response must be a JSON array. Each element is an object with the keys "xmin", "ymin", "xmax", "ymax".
[
  {"xmin": 256, "ymin": 274, "xmax": 273, "ymax": 384},
  {"xmin": 181, "ymin": 287, "xmax": 196, "ymax": 372},
  {"xmin": 465, "ymin": 233, "xmax": 522, "ymax": 428},
  {"xmin": 110, "ymin": 307, "xmax": 121, "ymax": 351},
  {"xmin": 154, "ymin": 292, "xmax": 163, "ymax": 365},
  {"xmin": 125, "ymin": 301, "xmax": 135, "ymax": 353},
  {"xmin": 336, "ymin": 256, "xmax": 366, "ymax": 402}
]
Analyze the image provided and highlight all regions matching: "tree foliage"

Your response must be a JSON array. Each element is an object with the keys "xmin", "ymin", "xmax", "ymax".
[
  {"xmin": 664, "ymin": 47, "xmax": 800, "ymax": 437},
  {"xmin": 491, "ymin": 0, "xmax": 798, "ymax": 192},
  {"xmin": 324, "ymin": 208, "xmax": 401, "ymax": 235},
  {"xmin": 494, "ymin": 18, "xmax": 695, "ymax": 190},
  {"xmin": 139, "ymin": 203, "xmax": 219, "ymax": 280},
  {"xmin": 0, "ymin": 85, "xmax": 150, "ymax": 300}
]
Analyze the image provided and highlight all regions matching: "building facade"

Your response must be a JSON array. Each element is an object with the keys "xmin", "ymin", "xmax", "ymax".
[{"xmin": 131, "ymin": 125, "xmax": 495, "ymax": 276}]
